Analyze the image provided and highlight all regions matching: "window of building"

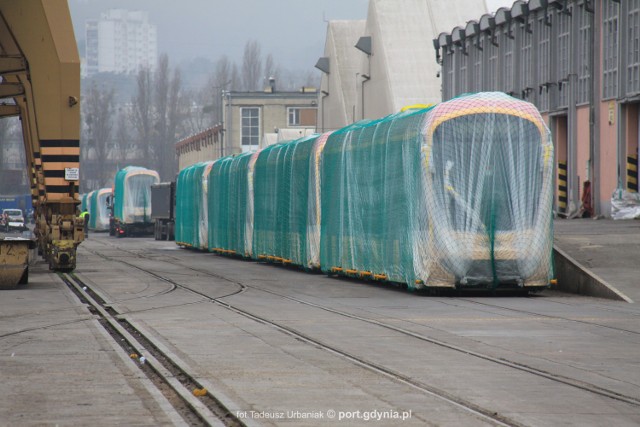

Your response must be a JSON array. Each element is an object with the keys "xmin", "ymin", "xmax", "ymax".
[
  {"xmin": 538, "ymin": 14, "xmax": 551, "ymax": 112},
  {"xmin": 488, "ymin": 33, "xmax": 499, "ymax": 91},
  {"xmin": 445, "ymin": 49, "xmax": 455, "ymax": 100},
  {"xmin": 603, "ymin": 0, "xmax": 619, "ymax": 99},
  {"xmin": 577, "ymin": 5, "xmax": 592, "ymax": 104},
  {"xmin": 241, "ymin": 107, "xmax": 260, "ymax": 147},
  {"xmin": 521, "ymin": 20, "xmax": 533, "ymax": 100},
  {"xmin": 457, "ymin": 42, "xmax": 469, "ymax": 95},
  {"xmin": 557, "ymin": 6, "xmax": 571, "ymax": 109},
  {"xmin": 503, "ymin": 24, "xmax": 514, "ymax": 93},
  {"xmin": 287, "ymin": 107, "xmax": 317, "ymax": 127},
  {"xmin": 288, "ymin": 107, "xmax": 300, "ymax": 126},
  {"xmin": 628, "ymin": 0, "xmax": 640, "ymax": 95},
  {"xmin": 472, "ymin": 37, "xmax": 483, "ymax": 92}
]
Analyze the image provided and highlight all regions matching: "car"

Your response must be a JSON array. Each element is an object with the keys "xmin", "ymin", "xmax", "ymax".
[{"xmin": 2, "ymin": 209, "xmax": 25, "ymax": 232}]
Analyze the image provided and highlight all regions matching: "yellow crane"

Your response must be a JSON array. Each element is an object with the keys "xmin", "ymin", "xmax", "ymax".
[{"xmin": 0, "ymin": 0, "xmax": 82, "ymax": 287}]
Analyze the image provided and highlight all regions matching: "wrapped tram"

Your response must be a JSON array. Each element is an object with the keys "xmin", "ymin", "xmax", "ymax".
[{"xmin": 175, "ymin": 92, "xmax": 554, "ymax": 291}]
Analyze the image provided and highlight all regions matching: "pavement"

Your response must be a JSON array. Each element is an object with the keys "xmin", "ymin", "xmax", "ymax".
[
  {"xmin": 554, "ymin": 218, "xmax": 640, "ymax": 303},
  {"xmin": 0, "ymin": 219, "xmax": 640, "ymax": 426}
]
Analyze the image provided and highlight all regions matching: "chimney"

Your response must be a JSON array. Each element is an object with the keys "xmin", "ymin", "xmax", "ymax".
[{"xmin": 269, "ymin": 76, "xmax": 276, "ymax": 93}]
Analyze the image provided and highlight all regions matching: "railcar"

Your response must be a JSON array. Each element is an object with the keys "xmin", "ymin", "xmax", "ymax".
[
  {"xmin": 112, "ymin": 166, "xmax": 160, "ymax": 237},
  {"xmin": 175, "ymin": 162, "xmax": 214, "ymax": 249},
  {"xmin": 89, "ymin": 188, "xmax": 112, "ymax": 232},
  {"xmin": 174, "ymin": 92, "xmax": 554, "ymax": 291}
]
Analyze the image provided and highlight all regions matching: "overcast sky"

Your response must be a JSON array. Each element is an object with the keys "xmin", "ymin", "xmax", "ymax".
[{"xmin": 69, "ymin": 0, "xmax": 514, "ymax": 70}]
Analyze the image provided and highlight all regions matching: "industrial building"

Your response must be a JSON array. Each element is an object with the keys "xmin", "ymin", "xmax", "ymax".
[
  {"xmin": 222, "ymin": 81, "xmax": 318, "ymax": 154},
  {"xmin": 435, "ymin": 0, "xmax": 640, "ymax": 217},
  {"xmin": 316, "ymin": 0, "xmax": 487, "ymax": 128},
  {"xmin": 85, "ymin": 9, "xmax": 158, "ymax": 76},
  {"xmin": 176, "ymin": 82, "xmax": 317, "ymax": 169}
]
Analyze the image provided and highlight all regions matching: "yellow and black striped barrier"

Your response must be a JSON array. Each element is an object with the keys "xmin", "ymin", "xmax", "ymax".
[
  {"xmin": 558, "ymin": 161, "xmax": 568, "ymax": 212},
  {"xmin": 627, "ymin": 154, "xmax": 638, "ymax": 193}
]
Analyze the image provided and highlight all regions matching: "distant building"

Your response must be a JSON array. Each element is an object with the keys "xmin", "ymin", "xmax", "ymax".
[
  {"xmin": 175, "ymin": 82, "xmax": 318, "ymax": 170},
  {"xmin": 435, "ymin": 0, "xmax": 640, "ymax": 217},
  {"xmin": 316, "ymin": 0, "xmax": 487, "ymax": 128},
  {"xmin": 175, "ymin": 126, "xmax": 223, "ymax": 171},
  {"xmin": 222, "ymin": 80, "xmax": 318, "ymax": 155},
  {"xmin": 85, "ymin": 9, "xmax": 158, "ymax": 76}
]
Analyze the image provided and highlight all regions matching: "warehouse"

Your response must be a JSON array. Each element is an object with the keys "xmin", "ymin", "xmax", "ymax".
[
  {"xmin": 435, "ymin": 0, "xmax": 640, "ymax": 217},
  {"xmin": 316, "ymin": 0, "xmax": 487, "ymax": 127}
]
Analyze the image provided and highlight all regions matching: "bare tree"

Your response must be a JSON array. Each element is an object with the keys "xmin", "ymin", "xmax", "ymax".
[
  {"xmin": 161, "ymin": 66, "xmax": 183, "ymax": 180},
  {"xmin": 83, "ymin": 83, "xmax": 115, "ymax": 187},
  {"xmin": 132, "ymin": 67, "xmax": 153, "ymax": 169},
  {"xmin": 241, "ymin": 39, "xmax": 262, "ymax": 91},
  {"xmin": 154, "ymin": 55, "xmax": 170, "ymax": 176},
  {"xmin": 115, "ymin": 108, "xmax": 131, "ymax": 170},
  {"xmin": 230, "ymin": 63, "xmax": 241, "ymax": 91},
  {"xmin": 264, "ymin": 53, "xmax": 276, "ymax": 82}
]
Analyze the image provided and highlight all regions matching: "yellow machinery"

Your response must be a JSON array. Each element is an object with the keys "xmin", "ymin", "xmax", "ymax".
[{"xmin": 0, "ymin": 0, "xmax": 82, "ymax": 286}]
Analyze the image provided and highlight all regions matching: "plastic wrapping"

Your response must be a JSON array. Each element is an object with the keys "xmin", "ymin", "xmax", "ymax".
[
  {"xmin": 181, "ymin": 92, "xmax": 553, "ymax": 290},
  {"xmin": 320, "ymin": 92, "xmax": 553, "ymax": 289},
  {"xmin": 253, "ymin": 135, "xmax": 318, "ymax": 267},
  {"xmin": 81, "ymin": 193, "xmax": 89, "ymax": 212},
  {"xmin": 306, "ymin": 132, "xmax": 332, "ymax": 268},
  {"xmin": 89, "ymin": 188, "xmax": 112, "ymax": 231},
  {"xmin": 611, "ymin": 188, "xmax": 640, "ymax": 220},
  {"xmin": 175, "ymin": 162, "xmax": 214, "ymax": 249},
  {"xmin": 113, "ymin": 166, "xmax": 160, "ymax": 225},
  {"xmin": 208, "ymin": 152, "xmax": 257, "ymax": 256}
]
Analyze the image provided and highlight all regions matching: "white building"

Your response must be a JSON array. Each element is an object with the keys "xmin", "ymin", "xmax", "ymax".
[
  {"xmin": 317, "ymin": 0, "xmax": 488, "ymax": 125},
  {"xmin": 316, "ymin": 20, "xmax": 366, "ymax": 131},
  {"xmin": 85, "ymin": 9, "xmax": 157, "ymax": 76}
]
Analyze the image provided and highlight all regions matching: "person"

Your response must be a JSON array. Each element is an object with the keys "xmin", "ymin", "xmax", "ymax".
[{"xmin": 79, "ymin": 209, "xmax": 90, "ymax": 237}]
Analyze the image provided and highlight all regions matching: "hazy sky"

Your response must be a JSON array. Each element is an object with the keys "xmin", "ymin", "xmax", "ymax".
[
  {"xmin": 69, "ymin": 0, "xmax": 369, "ymax": 70},
  {"xmin": 69, "ymin": 0, "xmax": 513, "ymax": 70}
]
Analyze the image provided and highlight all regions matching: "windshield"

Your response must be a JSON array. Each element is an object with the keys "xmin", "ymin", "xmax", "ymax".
[{"xmin": 430, "ymin": 113, "xmax": 543, "ymax": 233}]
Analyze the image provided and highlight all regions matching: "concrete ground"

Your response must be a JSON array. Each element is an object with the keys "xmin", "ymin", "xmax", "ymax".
[
  {"xmin": 0, "ymin": 230, "xmax": 639, "ymax": 426},
  {"xmin": 554, "ymin": 218, "xmax": 640, "ymax": 302}
]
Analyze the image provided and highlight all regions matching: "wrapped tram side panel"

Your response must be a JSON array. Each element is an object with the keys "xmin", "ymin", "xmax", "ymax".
[{"xmin": 113, "ymin": 167, "xmax": 160, "ymax": 237}]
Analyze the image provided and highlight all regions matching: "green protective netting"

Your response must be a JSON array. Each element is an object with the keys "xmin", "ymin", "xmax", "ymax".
[
  {"xmin": 113, "ymin": 166, "xmax": 160, "ymax": 224},
  {"xmin": 89, "ymin": 188, "xmax": 112, "ymax": 231},
  {"xmin": 208, "ymin": 152, "xmax": 258, "ymax": 256},
  {"xmin": 320, "ymin": 92, "xmax": 554, "ymax": 289},
  {"xmin": 305, "ymin": 132, "xmax": 332, "ymax": 268},
  {"xmin": 252, "ymin": 135, "xmax": 318, "ymax": 267},
  {"xmin": 175, "ymin": 162, "xmax": 214, "ymax": 249}
]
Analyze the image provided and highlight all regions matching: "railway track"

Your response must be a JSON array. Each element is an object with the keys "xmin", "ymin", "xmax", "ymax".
[
  {"xmin": 58, "ymin": 272, "xmax": 243, "ymax": 427},
  {"xmin": 75, "ymin": 248, "xmax": 521, "ymax": 427},
  {"xmin": 77, "ymin": 241, "xmax": 640, "ymax": 416}
]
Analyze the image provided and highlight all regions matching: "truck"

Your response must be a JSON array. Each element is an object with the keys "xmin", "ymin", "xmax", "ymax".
[
  {"xmin": 151, "ymin": 182, "xmax": 176, "ymax": 241},
  {"xmin": 0, "ymin": 194, "xmax": 32, "ymax": 214}
]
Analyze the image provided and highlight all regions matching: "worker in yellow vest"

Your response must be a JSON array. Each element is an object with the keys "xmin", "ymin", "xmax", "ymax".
[{"xmin": 79, "ymin": 209, "xmax": 90, "ymax": 237}]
